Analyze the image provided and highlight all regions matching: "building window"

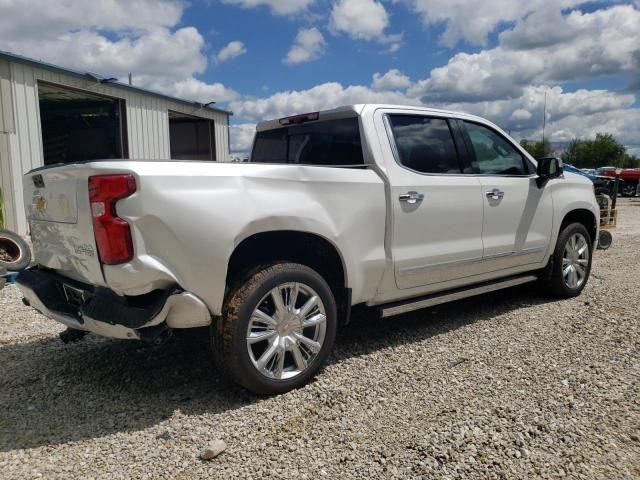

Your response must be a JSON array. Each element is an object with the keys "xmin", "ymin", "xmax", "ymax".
[
  {"xmin": 169, "ymin": 111, "xmax": 215, "ymax": 161},
  {"xmin": 38, "ymin": 82, "xmax": 126, "ymax": 165}
]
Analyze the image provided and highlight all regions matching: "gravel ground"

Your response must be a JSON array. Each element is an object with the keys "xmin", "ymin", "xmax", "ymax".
[{"xmin": 1, "ymin": 200, "xmax": 639, "ymax": 480}]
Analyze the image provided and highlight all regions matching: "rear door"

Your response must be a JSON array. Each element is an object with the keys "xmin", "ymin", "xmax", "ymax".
[
  {"xmin": 458, "ymin": 120, "xmax": 553, "ymax": 272},
  {"xmin": 382, "ymin": 113, "xmax": 485, "ymax": 289}
]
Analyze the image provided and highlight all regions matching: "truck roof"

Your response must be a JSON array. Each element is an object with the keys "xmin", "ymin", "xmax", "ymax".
[{"xmin": 255, "ymin": 104, "xmax": 491, "ymax": 132}]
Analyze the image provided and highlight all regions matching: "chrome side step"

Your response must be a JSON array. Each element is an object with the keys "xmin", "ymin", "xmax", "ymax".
[{"xmin": 379, "ymin": 274, "xmax": 538, "ymax": 318}]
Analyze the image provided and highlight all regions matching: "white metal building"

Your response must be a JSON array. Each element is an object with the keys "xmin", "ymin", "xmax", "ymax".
[{"xmin": 0, "ymin": 50, "xmax": 232, "ymax": 234}]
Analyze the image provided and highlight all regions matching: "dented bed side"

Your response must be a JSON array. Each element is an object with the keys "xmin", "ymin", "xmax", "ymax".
[{"xmin": 23, "ymin": 161, "xmax": 388, "ymax": 319}]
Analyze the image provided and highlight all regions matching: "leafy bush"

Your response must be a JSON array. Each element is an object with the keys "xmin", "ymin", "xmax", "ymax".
[{"xmin": 520, "ymin": 139, "xmax": 553, "ymax": 159}]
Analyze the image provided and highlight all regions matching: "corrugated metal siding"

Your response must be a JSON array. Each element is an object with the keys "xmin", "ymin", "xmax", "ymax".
[
  {"xmin": 0, "ymin": 60, "xmax": 15, "ymax": 133},
  {"xmin": 2, "ymin": 59, "xmax": 230, "ymax": 233}
]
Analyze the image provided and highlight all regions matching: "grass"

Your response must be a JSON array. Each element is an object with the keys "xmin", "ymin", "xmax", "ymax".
[{"xmin": 0, "ymin": 187, "xmax": 4, "ymax": 229}]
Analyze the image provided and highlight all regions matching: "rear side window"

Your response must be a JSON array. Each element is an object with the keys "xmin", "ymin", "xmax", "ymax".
[
  {"xmin": 388, "ymin": 115, "xmax": 461, "ymax": 174},
  {"xmin": 251, "ymin": 118, "xmax": 363, "ymax": 165},
  {"xmin": 463, "ymin": 122, "xmax": 530, "ymax": 175}
]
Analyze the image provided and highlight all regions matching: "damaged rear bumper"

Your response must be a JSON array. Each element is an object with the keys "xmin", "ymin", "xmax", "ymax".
[{"xmin": 17, "ymin": 268, "xmax": 212, "ymax": 340}]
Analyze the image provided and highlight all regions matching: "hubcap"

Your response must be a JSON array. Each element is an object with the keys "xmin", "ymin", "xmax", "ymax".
[
  {"xmin": 562, "ymin": 233, "xmax": 590, "ymax": 289},
  {"xmin": 246, "ymin": 282, "xmax": 326, "ymax": 380}
]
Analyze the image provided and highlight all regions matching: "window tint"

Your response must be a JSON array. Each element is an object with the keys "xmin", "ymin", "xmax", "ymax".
[
  {"xmin": 388, "ymin": 115, "xmax": 461, "ymax": 174},
  {"xmin": 464, "ymin": 122, "xmax": 528, "ymax": 175},
  {"xmin": 251, "ymin": 118, "xmax": 363, "ymax": 165}
]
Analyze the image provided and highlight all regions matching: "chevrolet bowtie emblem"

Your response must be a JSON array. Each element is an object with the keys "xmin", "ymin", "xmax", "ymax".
[{"xmin": 34, "ymin": 196, "xmax": 46, "ymax": 213}]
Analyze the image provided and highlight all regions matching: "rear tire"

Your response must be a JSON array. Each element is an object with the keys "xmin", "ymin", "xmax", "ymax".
[
  {"xmin": 211, "ymin": 263, "xmax": 337, "ymax": 395},
  {"xmin": 621, "ymin": 182, "xmax": 637, "ymax": 197},
  {"xmin": 0, "ymin": 229, "xmax": 31, "ymax": 271},
  {"xmin": 539, "ymin": 223, "xmax": 593, "ymax": 298}
]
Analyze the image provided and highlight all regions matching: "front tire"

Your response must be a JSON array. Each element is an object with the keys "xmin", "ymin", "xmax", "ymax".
[
  {"xmin": 211, "ymin": 263, "xmax": 337, "ymax": 395},
  {"xmin": 541, "ymin": 223, "xmax": 593, "ymax": 298}
]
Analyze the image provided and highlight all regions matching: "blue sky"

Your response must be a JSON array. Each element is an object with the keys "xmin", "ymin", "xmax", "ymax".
[
  {"xmin": 180, "ymin": 2, "xmax": 448, "ymax": 96},
  {"xmin": 1, "ymin": 0, "xmax": 639, "ymax": 154}
]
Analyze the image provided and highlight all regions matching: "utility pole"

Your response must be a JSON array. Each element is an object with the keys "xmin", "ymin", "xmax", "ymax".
[{"xmin": 541, "ymin": 89, "xmax": 547, "ymax": 145}]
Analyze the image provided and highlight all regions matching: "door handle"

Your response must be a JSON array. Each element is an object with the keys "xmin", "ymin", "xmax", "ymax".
[
  {"xmin": 399, "ymin": 191, "xmax": 424, "ymax": 204},
  {"xmin": 485, "ymin": 189, "xmax": 505, "ymax": 200}
]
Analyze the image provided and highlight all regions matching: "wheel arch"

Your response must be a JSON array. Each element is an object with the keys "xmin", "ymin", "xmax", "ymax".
[
  {"xmin": 560, "ymin": 208, "xmax": 598, "ymax": 244},
  {"xmin": 225, "ymin": 230, "xmax": 351, "ymax": 320}
]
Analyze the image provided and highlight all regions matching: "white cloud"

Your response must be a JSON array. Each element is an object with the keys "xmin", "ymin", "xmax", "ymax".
[
  {"xmin": 284, "ymin": 28, "xmax": 327, "ymax": 64},
  {"xmin": 0, "ymin": 0, "xmax": 239, "ymax": 106},
  {"xmin": 372, "ymin": 69, "xmax": 412, "ymax": 91},
  {"xmin": 510, "ymin": 109, "xmax": 532, "ymax": 122},
  {"xmin": 444, "ymin": 86, "xmax": 636, "ymax": 138},
  {"xmin": 229, "ymin": 82, "xmax": 421, "ymax": 121},
  {"xmin": 0, "ymin": 0, "xmax": 183, "ymax": 38},
  {"xmin": 17, "ymin": 27, "xmax": 208, "ymax": 82},
  {"xmin": 230, "ymin": 123, "xmax": 257, "ymax": 153},
  {"xmin": 149, "ymin": 77, "xmax": 239, "ymax": 103},
  {"xmin": 228, "ymin": 81, "xmax": 639, "ymax": 158},
  {"xmin": 402, "ymin": 0, "xmax": 584, "ymax": 47},
  {"xmin": 215, "ymin": 41, "xmax": 247, "ymax": 63},
  {"xmin": 409, "ymin": 5, "xmax": 640, "ymax": 102},
  {"xmin": 220, "ymin": 0, "xmax": 315, "ymax": 15},
  {"xmin": 330, "ymin": 0, "xmax": 401, "ymax": 45}
]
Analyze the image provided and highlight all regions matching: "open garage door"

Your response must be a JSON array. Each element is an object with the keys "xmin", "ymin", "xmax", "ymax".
[
  {"xmin": 38, "ymin": 82, "xmax": 127, "ymax": 165},
  {"xmin": 169, "ymin": 111, "xmax": 215, "ymax": 161}
]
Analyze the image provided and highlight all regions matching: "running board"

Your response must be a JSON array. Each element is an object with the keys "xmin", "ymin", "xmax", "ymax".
[{"xmin": 379, "ymin": 274, "xmax": 538, "ymax": 318}]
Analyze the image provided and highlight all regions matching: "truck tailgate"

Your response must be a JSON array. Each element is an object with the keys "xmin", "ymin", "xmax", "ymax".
[{"xmin": 24, "ymin": 167, "xmax": 106, "ymax": 286}]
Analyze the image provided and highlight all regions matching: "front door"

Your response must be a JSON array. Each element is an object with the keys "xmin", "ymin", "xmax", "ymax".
[
  {"xmin": 383, "ymin": 114, "xmax": 485, "ymax": 290},
  {"xmin": 460, "ymin": 121, "xmax": 553, "ymax": 272}
]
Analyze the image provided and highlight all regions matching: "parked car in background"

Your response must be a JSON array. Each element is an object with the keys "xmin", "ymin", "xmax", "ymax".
[
  {"xmin": 17, "ymin": 104, "xmax": 599, "ymax": 394},
  {"xmin": 563, "ymin": 164, "xmax": 616, "ymax": 196},
  {"xmin": 597, "ymin": 167, "xmax": 640, "ymax": 196}
]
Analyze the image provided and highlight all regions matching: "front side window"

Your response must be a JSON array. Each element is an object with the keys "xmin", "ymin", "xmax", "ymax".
[
  {"xmin": 251, "ymin": 118, "xmax": 363, "ymax": 165},
  {"xmin": 464, "ymin": 122, "xmax": 529, "ymax": 175},
  {"xmin": 388, "ymin": 115, "xmax": 461, "ymax": 174}
]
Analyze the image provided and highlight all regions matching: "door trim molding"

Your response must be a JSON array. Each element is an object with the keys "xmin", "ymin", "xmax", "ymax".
[{"xmin": 398, "ymin": 246, "xmax": 546, "ymax": 277}]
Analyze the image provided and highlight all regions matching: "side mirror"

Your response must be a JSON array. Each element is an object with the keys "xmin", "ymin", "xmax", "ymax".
[{"xmin": 536, "ymin": 157, "xmax": 563, "ymax": 188}]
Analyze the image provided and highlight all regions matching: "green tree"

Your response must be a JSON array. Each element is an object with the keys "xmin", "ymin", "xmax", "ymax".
[
  {"xmin": 561, "ymin": 133, "xmax": 626, "ymax": 168},
  {"xmin": 519, "ymin": 139, "xmax": 553, "ymax": 159},
  {"xmin": 621, "ymin": 154, "xmax": 640, "ymax": 168}
]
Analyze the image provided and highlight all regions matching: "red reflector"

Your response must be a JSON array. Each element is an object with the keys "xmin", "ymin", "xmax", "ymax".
[
  {"xmin": 88, "ymin": 174, "xmax": 136, "ymax": 265},
  {"xmin": 279, "ymin": 112, "xmax": 319, "ymax": 125}
]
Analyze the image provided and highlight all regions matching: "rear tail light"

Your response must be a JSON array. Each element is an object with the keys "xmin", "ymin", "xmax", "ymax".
[{"xmin": 88, "ymin": 174, "xmax": 137, "ymax": 265}]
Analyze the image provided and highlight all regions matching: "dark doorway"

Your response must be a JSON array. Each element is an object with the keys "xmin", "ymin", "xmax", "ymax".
[
  {"xmin": 38, "ymin": 82, "xmax": 126, "ymax": 165},
  {"xmin": 169, "ymin": 111, "xmax": 215, "ymax": 161}
]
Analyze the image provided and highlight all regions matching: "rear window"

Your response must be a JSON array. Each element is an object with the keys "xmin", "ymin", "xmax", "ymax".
[{"xmin": 251, "ymin": 118, "xmax": 364, "ymax": 166}]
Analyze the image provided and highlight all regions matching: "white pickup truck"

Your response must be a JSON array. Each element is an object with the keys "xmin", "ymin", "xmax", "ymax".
[{"xmin": 17, "ymin": 104, "xmax": 599, "ymax": 394}]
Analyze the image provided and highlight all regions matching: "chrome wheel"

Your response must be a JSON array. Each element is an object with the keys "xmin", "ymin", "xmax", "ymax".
[
  {"xmin": 246, "ymin": 282, "xmax": 327, "ymax": 380},
  {"xmin": 562, "ymin": 233, "xmax": 590, "ymax": 289}
]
